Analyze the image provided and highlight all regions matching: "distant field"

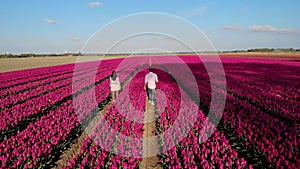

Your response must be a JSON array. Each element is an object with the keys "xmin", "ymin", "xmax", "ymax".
[
  {"xmin": 218, "ymin": 52, "xmax": 300, "ymax": 60},
  {"xmin": 0, "ymin": 55, "xmax": 124, "ymax": 73},
  {"xmin": 0, "ymin": 53, "xmax": 299, "ymax": 73}
]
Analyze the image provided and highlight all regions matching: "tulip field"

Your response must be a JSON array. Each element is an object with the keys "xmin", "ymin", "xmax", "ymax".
[{"xmin": 0, "ymin": 55, "xmax": 299, "ymax": 168}]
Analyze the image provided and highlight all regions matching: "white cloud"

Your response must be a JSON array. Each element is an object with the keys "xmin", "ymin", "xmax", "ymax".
[
  {"xmin": 184, "ymin": 6, "xmax": 206, "ymax": 16},
  {"xmin": 87, "ymin": 1, "xmax": 103, "ymax": 8},
  {"xmin": 248, "ymin": 25, "xmax": 295, "ymax": 34},
  {"xmin": 44, "ymin": 19, "xmax": 57, "ymax": 25},
  {"xmin": 71, "ymin": 37, "xmax": 81, "ymax": 42},
  {"xmin": 223, "ymin": 26, "xmax": 242, "ymax": 31}
]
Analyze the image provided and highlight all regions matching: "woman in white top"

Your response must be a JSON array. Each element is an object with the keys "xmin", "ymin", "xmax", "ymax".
[{"xmin": 110, "ymin": 71, "xmax": 121, "ymax": 102}]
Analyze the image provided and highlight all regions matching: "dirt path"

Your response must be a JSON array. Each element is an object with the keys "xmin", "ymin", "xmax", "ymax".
[
  {"xmin": 140, "ymin": 98, "xmax": 161, "ymax": 169},
  {"xmin": 53, "ymin": 102, "xmax": 112, "ymax": 168}
]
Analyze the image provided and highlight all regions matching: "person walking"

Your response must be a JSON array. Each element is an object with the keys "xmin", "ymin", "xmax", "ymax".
[
  {"xmin": 144, "ymin": 67, "xmax": 158, "ymax": 106},
  {"xmin": 110, "ymin": 71, "xmax": 121, "ymax": 102}
]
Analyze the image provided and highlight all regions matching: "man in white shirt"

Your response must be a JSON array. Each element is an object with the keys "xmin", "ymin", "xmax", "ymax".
[{"xmin": 144, "ymin": 67, "xmax": 158, "ymax": 106}]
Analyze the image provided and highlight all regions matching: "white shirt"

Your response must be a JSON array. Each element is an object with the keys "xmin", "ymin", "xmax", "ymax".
[
  {"xmin": 145, "ymin": 72, "xmax": 158, "ymax": 89},
  {"xmin": 110, "ymin": 77, "xmax": 120, "ymax": 84},
  {"xmin": 110, "ymin": 77, "xmax": 121, "ymax": 91}
]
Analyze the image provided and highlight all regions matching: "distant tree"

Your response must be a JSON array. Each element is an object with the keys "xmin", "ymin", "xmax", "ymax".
[
  {"xmin": 20, "ymin": 53, "xmax": 35, "ymax": 57},
  {"xmin": 247, "ymin": 48, "xmax": 275, "ymax": 52}
]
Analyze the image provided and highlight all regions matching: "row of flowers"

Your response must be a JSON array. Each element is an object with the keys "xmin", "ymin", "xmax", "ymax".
[
  {"xmin": 226, "ymin": 73, "xmax": 299, "ymax": 119},
  {"xmin": 153, "ymin": 56, "xmax": 298, "ymax": 168},
  {"xmin": 0, "ymin": 63, "xmax": 76, "ymax": 88},
  {"xmin": 151, "ymin": 58, "xmax": 251, "ymax": 168},
  {"xmin": 63, "ymin": 61, "xmax": 149, "ymax": 168},
  {"xmin": 0, "ymin": 62, "xmax": 117, "ymax": 108},
  {"xmin": 0, "ymin": 59, "xmax": 119, "ymax": 86},
  {"xmin": 180, "ymin": 56, "xmax": 299, "ymax": 168},
  {"xmin": 0, "ymin": 64, "xmax": 115, "ymax": 133},
  {"xmin": 0, "ymin": 76, "xmax": 112, "ymax": 168}
]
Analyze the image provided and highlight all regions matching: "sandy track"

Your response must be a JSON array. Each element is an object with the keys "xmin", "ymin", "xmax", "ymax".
[{"xmin": 140, "ymin": 98, "xmax": 161, "ymax": 169}]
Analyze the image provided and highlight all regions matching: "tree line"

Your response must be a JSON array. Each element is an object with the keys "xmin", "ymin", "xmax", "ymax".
[{"xmin": 1, "ymin": 48, "xmax": 300, "ymax": 58}]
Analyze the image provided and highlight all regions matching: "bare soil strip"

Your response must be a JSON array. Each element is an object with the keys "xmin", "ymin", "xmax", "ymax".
[
  {"xmin": 53, "ymin": 101, "xmax": 113, "ymax": 168},
  {"xmin": 140, "ymin": 98, "xmax": 161, "ymax": 169}
]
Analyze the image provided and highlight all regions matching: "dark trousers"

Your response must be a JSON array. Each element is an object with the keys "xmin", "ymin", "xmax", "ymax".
[{"xmin": 147, "ymin": 88, "xmax": 155, "ymax": 102}]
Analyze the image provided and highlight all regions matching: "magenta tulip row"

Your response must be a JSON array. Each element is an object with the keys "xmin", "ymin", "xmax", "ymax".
[
  {"xmin": 154, "ymin": 56, "xmax": 298, "ymax": 168},
  {"xmin": 0, "ymin": 59, "xmax": 120, "ymax": 87},
  {"xmin": 0, "ymin": 62, "xmax": 91, "ymax": 90},
  {"xmin": 0, "ymin": 78, "xmax": 112, "ymax": 168},
  {"xmin": 225, "ymin": 73, "xmax": 299, "ymax": 119},
  {"xmin": 183, "ymin": 56, "xmax": 299, "ymax": 119},
  {"xmin": 149, "ymin": 61, "xmax": 251, "ymax": 168},
  {"xmin": 184, "ymin": 56, "xmax": 298, "ymax": 168},
  {"xmin": 0, "ymin": 67, "xmax": 113, "ymax": 132},
  {"xmin": 224, "ymin": 94, "xmax": 298, "ymax": 168},
  {"xmin": 0, "ymin": 64, "xmax": 76, "ymax": 87},
  {"xmin": 63, "ymin": 65, "xmax": 149, "ymax": 168},
  {"xmin": 195, "ymin": 78, "xmax": 297, "ymax": 168},
  {"xmin": 65, "ymin": 59, "xmax": 148, "ymax": 169},
  {"xmin": 0, "ymin": 57, "xmax": 145, "ymax": 168},
  {"xmin": 0, "ymin": 62, "xmax": 117, "ymax": 108}
]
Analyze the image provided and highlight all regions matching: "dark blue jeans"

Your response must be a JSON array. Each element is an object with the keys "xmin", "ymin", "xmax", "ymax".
[{"xmin": 148, "ymin": 88, "xmax": 155, "ymax": 102}]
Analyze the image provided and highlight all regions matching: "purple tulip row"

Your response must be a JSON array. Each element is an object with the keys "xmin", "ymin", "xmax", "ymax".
[
  {"xmin": 0, "ymin": 59, "xmax": 121, "ymax": 98},
  {"xmin": 0, "ymin": 57, "xmax": 146, "ymax": 168},
  {"xmin": 193, "ymin": 76, "xmax": 297, "ymax": 168},
  {"xmin": 181, "ymin": 55, "xmax": 299, "ymax": 119},
  {"xmin": 181, "ymin": 56, "xmax": 299, "ymax": 168},
  {"xmin": 160, "ymin": 126, "xmax": 251, "ymax": 169},
  {"xmin": 0, "ymin": 59, "xmax": 118, "ymax": 86},
  {"xmin": 0, "ymin": 63, "xmax": 82, "ymax": 90},
  {"xmin": 0, "ymin": 59, "xmax": 123, "ymax": 97},
  {"xmin": 65, "ymin": 58, "xmax": 148, "ymax": 169},
  {"xmin": 63, "ymin": 63, "xmax": 149, "ymax": 168},
  {"xmin": 223, "ymin": 94, "xmax": 299, "ymax": 168},
  {"xmin": 225, "ymin": 74, "xmax": 299, "ymax": 119},
  {"xmin": 0, "ymin": 57, "xmax": 138, "ymax": 168},
  {"xmin": 0, "ymin": 63, "xmax": 77, "ymax": 85},
  {"xmin": 0, "ymin": 66, "xmax": 114, "ymax": 132},
  {"xmin": 221, "ymin": 57, "xmax": 300, "ymax": 88},
  {"xmin": 154, "ymin": 56, "xmax": 299, "ymax": 168},
  {"xmin": 0, "ymin": 100, "xmax": 77, "ymax": 168},
  {"xmin": 148, "ymin": 61, "xmax": 250, "ymax": 168},
  {"xmin": 0, "ymin": 77, "xmax": 112, "ymax": 168},
  {"xmin": 222, "ymin": 57, "xmax": 300, "ymax": 117},
  {"xmin": 0, "ymin": 62, "xmax": 117, "ymax": 108},
  {"xmin": 225, "ymin": 68, "xmax": 299, "ymax": 100},
  {"xmin": 190, "ymin": 61, "xmax": 299, "ymax": 121}
]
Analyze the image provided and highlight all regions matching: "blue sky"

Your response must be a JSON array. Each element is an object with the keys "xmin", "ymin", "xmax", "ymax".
[{"xmin": 0, "ymin": 0, "xmax": 299, "ymax": 54}]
